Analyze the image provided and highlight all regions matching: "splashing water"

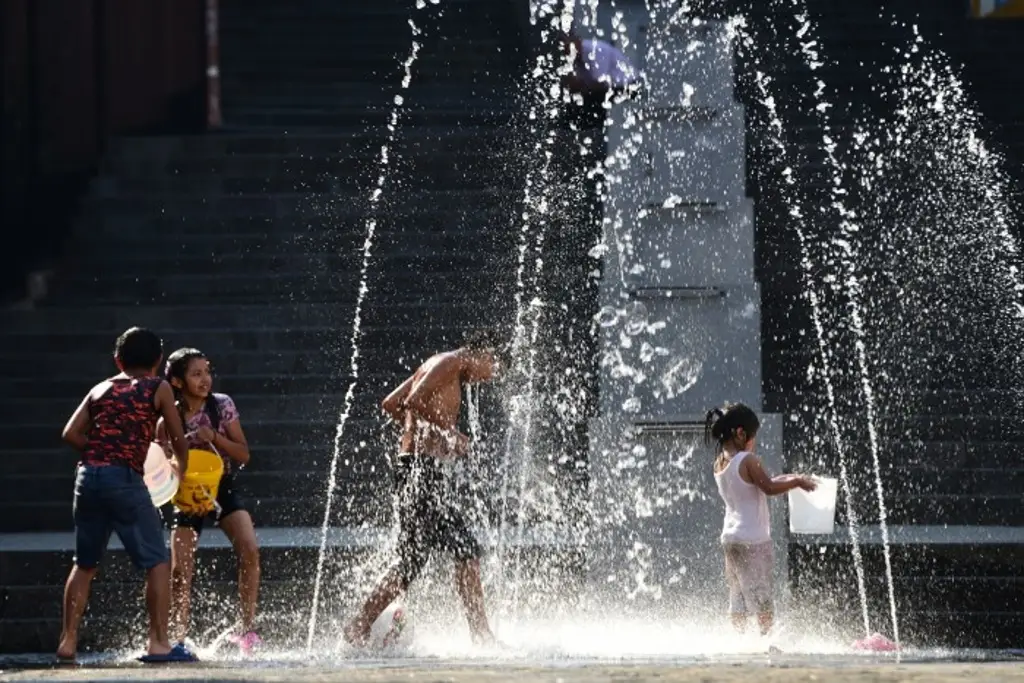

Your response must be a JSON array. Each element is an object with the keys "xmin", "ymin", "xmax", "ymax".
[
  {"xmin": 495, "ymin": 0, "xmax": 575, "ymax": 623},
  {"xmin": 878, "ymin": 20, "xmax": 1024, "ymax": 380},
  {"xmin": 784, "ymin": 0, "xmax": 899, "ymax": 648},
  {"xmin": 292, "ymin": 0, "xmax": 1024, "ymax": 654},
  {"xmin": 733, "ymin": 18, "xmax": 871, "ymax": 637},
  {"xmin": 305, "ymin": 6, "xmax": 437, "ymax": 651},
  {"xmin": 457, "ymin": 384, "xmax": 492, "ymax": 533}
]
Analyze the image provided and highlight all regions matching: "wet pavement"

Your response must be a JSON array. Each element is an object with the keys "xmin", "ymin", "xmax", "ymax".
[{"xmin": 3, "ymin": 649, "xmax": 1024, "ymax": 683}]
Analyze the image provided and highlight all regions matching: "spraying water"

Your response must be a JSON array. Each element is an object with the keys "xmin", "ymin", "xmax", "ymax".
[
  {"xmin": 881, "ymin": 22, "xmax": 1024, "ymax": 365},
  {"xmin": 495, "ymin": 0, "xmax": 575, "ymax": 622},
  {"xmin": 782, "ymin": 1, "xmax": 899, "ymax": 647},
  {"xmin": 305, "ymin": 4, "xmax": 439, "ymax": 651},
  {"xmin": 732, "ymin": 18, "xmax": 871, "ymax": 637}
]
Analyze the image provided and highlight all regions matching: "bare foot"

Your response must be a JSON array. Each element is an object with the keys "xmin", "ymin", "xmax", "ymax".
[{"xmin": 56, "ymin": 637, "xmax": 76, "ymax": 662}]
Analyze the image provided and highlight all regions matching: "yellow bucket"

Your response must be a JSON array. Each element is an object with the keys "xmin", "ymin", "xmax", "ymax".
[{"xmin": 173, "ymin": 449, "xmax": 224, "ymax": 516}]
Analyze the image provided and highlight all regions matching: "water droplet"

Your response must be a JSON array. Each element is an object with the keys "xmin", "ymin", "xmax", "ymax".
[
  {"xmin": 662, "ymin": 194, "xmax": 683, "ymax": 209},
  {"xmin": 624, "ymin": 302, "xmax": 649, "ymax": 336},
  {"xmin": 596, "ymin": 306, "xmax": 620, "ymax": 327},
  {"xmin": 662, "ymin": 358, "xmax": 701, "ymax": 398},
  {"xmin": 622, "ymin": 397, "xmax": 642, "ymax": 413}
]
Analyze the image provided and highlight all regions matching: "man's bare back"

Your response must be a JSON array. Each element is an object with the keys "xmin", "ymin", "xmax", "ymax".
[{"xmin": 382, "ymin": 347, "xmax": 497, "ymax": 460}]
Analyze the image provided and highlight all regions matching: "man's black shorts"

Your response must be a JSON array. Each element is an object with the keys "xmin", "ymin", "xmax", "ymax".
[{"xmin": 392, "ymin": 453, "xmax": 482, "ymax": 585}]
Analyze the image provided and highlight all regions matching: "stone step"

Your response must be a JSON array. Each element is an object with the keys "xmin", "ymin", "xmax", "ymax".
[
  {"xmin": 44, "ymin": 271, "xmax": 514, "ymax": 306},
  {"xmin": 84, "ymin": 214, "xmax": 524, "ymax": 245},
  {"xmin": 0, "ymin": 470, "xmax": 385, "ymax": 509},
  {"xmin": 0, "ymin": 541, "xmax": 571, "ymax": 602},
  {"xmin": 841, "ymin": 494, "xmax": 1019, "ymax": 528},
  {"xmin": 83, "ymin": 188, "xmax": 516, "ymax": 221},
  {"xmin": 0, "ymin": 495, "xmax": 387, "ymax": 533},
  {"xmin": 762, "ymin": 344, "xmax": 1012, "ymax": 395},
  {"xmin": 791, "ymin": 438, "xmax": 1024, "ymax": 473},
  {"xmin": 0, "ymin": 340, "xmax": 496, "ymax": 383},
  {"xmin": 884, "ymin": 467, "xmax": 1024, "ymax": 498},
  {"xmin": 95, "ymin": 154, "xmax": 520, "ymax": 196},
  {"xmin": 0, "ymin": 488, "xmax": 1014, "ymax": 534},
  {"xmin": 64, "ymin": 230, "xmax": 515, "ymax": 258},
  {"xmin": 0, "ymin": 302, "xmax": 487, "ymax": 335},
  {"xmin": 12, "ymin": 463, "xmax": 1016, "ymax": 510},
  {"xmin": 0, "ymin": 345, "xmax": 432, "ymax": 382},
  {"xmin": 83, "ymin": 200, "xmax": 560, "ymax": 238},
  {"xmin": 1, "ymin": 389, "xmax": 391, "ymax": 423},
  {"xmin": 0, "ymin": 480, "xmax": 528, "ymax": 533},
  {"xmin": 0, "ymin": 418, "xmax": 386, "ymax": 451},
  {"xmin": 804, "ymin": 573, "xmax": 1024, "ymax": 617},
  {"xmin": 223, "ymin": 105, "xmax": 517, "ymax": 130},
  {"xmin": 219, "ymin": 83, "xmax": 516, "ymax": 110},
  {"xmin": 0, "ymin": 323, "xmax": 501, "ymax": 356},
  {"xmin": 220, "ymin": 20, "xmax": 520, "ymax": 45},
  {"xmin": 791, "ymin": 541, "xmax": 1024, "ymax": 583},
  {"xmin": 221, "ymin": 26, "xmax": 522, "ymax": 52},
  {"xmin": 42, "ymin": 280, "xmax": 504, "ymax": 309},
  {"xmin": 52, "ymin": 251, "xmax": 504, "ymax": 278},
  {"xmin": 765, "ymin": 389, "xmax": 1024, "ymax": 417},
  {"xmin": 0, "ymin": 371, "xmax": 432, "ymax": 404},
  {"xmin": 221, "ymin": 43, "xmax": 509, "ymax": 67},
  {"xmin": 3, "ymin": 578, "xmax": 329, "ymax": 623},
  {"xmin": 2, "ymin": 443, "xmax": 368, "ymax": 477},
  {"xmin": 103, "ymin": 127, "xmax": 524, "ymax": 164},
  {"xmin": 219, "ymin": 0, "xmax": 510, "ymax": 19},
  {"xmin": 221, "ymin": 63, "xmax": 496, "ymax": 86},
  {"xmin": 1, "ymin": 437, "xmax": 511, "ymax": 476},
  {"xmin": 102, "ymin": 149, "xmax": 513, "ymax": 180}
]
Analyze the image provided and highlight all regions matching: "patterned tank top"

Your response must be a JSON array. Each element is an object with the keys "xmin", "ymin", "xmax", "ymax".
[{"xmin": 81, "ymin": 377, "xmax": 162, "ymax": 474}]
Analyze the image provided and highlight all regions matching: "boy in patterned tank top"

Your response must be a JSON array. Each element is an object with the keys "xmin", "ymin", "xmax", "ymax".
[{"xmin": 57, "ymin": 327, "xmax": 197, "ymax": 663}]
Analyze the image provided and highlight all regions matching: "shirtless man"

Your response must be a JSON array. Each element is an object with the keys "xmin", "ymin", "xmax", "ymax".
[{"xmin": 343, "ymin": 330, "xmax": 505, "ymax": 646}]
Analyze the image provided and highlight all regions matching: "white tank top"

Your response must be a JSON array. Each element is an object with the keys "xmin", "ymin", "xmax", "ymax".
[{"xmin": 714, "ymin": 451, "xmax": 771, "ymax": 544}]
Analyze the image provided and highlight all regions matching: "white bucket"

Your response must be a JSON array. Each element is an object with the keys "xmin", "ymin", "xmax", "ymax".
[
  {"xmin": 143, "ymin": 442, "xmax": 180, "ymax": 507},
  {"xmin": 369, "ymin": 602, "xmax": 412, "ymax": 650},
  {"xmin": 788, "ymin": 476, "xmax": 838, "ymax": 534}
]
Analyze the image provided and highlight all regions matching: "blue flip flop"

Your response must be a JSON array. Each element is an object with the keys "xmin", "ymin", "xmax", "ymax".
[{"xmin": 138, "ymin": 643, "xmax": 199, "ymax": 663}]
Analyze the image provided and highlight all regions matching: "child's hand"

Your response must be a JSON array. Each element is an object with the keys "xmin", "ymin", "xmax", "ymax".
[
  {"xmin": 196, "ymin": 426, "xmax": 217, "ymax": 444},
  {"xmin": 797, "ymin": 476, "xmax": 818, "ymax": 492}
]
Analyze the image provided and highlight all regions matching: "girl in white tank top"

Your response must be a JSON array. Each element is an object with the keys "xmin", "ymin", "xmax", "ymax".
[{"xmin": 706, "ymin": 403, "xmax": 817, "ymax": 636}]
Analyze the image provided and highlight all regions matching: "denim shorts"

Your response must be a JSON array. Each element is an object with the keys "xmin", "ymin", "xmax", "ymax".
[{"xmin": 73, "ymin": 464, "xmax": 169, "ymax": 570}]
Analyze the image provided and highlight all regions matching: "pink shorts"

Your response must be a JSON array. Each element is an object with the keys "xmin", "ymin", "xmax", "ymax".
[{"xmin": 723, "ymin": 541, "xmax": 774, "ymax": 615}]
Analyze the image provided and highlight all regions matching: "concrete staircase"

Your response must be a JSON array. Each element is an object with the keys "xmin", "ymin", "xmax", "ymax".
[
  {"xmin": 219, "ymin": 0, "xmax": 523, "ymax": 128},
  {"xmin": 0, "ymin": 125, "xmax": 528, "ymax": 533},
  {"xmin": 0, "ymin": 0, "xmax": 591, "ymax": 652}
]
